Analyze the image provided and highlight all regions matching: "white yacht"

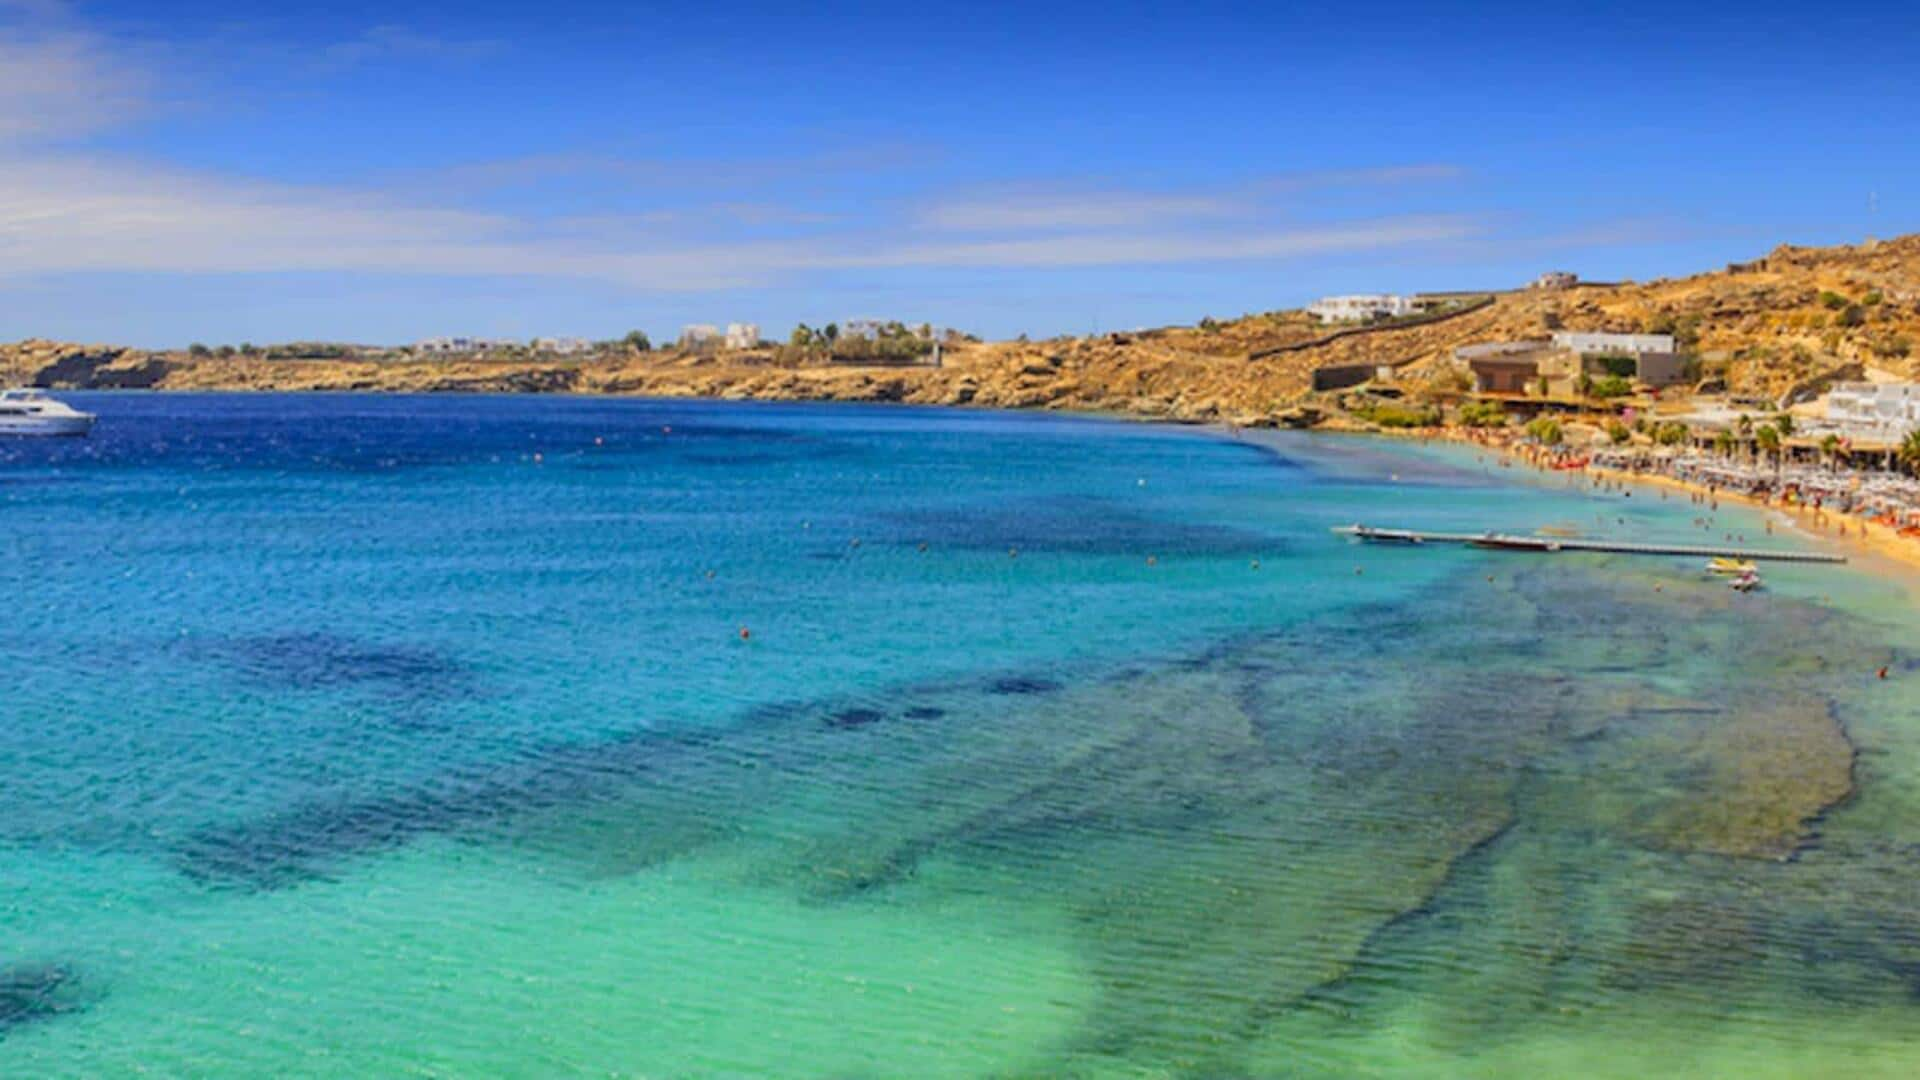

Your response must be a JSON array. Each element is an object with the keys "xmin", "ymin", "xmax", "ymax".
[{"xmin": 0, "ymin": 389, "xmax": 96, "ymax": 437}]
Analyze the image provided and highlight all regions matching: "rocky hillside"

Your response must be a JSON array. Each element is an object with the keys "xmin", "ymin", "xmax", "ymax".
[{"xmin": 8, "ymin": 233, "xmax": 1919, "ymax": 424}]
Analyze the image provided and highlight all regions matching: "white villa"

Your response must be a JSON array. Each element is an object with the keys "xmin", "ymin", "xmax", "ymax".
[
  {"xmin": 532, "ymin": 337, "xmax": 591, "ymax": 355},
  {"xmin": 1550, "ymin": 330, "xmax": 1676, "ymax": 355},
  {"xmin": 1826, "ymin": 383, "xmax": 1920, "ymax": 437},
  {"xmin": 414, "ymin": 336, "xmax": 519, "ymax": 354},
  {"xmin": 1307, "ymin": 295, "xmax": 1416, "ymax": 324},
  {"xmin": 680, "ymin": 324, "xmax": 721, "ymax": 348},
  {"xmin": 724, "ymin": 323, "xmax": 761, "ymax": 349}
]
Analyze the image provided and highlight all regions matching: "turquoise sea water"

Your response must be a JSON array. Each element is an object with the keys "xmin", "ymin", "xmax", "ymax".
[{"xmin": 4, "ymin": 394, "xmax": 1920, "ymax": 1077}]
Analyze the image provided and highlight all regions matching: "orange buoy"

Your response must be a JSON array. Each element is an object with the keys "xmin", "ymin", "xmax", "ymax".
[
  {"xmin": 1146, "ymin": 556, "xmax": 1157, "ymax": 567},
  {"xmin": 1879, "ymin": 666, "xmax": 1890, "ymax": 680},
  {"xmin": 739, "ymin": 627, "xmax": 751, "ymax": 641}
]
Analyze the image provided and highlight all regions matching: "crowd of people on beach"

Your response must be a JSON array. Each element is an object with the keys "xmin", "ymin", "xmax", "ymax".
[{"xmin": 1442, "ymin": 424, "xmax": 1920, "ymax": 547}]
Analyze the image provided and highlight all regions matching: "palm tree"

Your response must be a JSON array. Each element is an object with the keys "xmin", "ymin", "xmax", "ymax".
[
  {"xmin": 1899, "ymin": 429, "xmax": 1920, "ymax": 478},
  {"xmin": 1773, "ymin": 412, "xmax": 1796, "ymax": 437},
  {"xmin": 1755, "ymin": 424, "xmax": 1783, "ymax": 477},
  {"xmin": 1713, "ymin": 430, "xmax": 1737, "ymax": 457},
  {"xmin": 1820, "ymin": 433, "xmax": 1842, "ymax": 468}
]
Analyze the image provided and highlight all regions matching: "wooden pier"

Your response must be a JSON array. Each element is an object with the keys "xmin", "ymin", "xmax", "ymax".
[{"xmin": 1332, "ymin": 525, "xmax": 1847, "ymax": 564}]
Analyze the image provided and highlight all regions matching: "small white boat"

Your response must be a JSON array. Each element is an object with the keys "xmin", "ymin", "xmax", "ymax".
[
  {"xmin": 1730, "ymin": 570, "xmax": 1763, "ymax": 593},
  {"xmin": 0, "ymin": 389, "xmax": 95, "ymax": 437}
]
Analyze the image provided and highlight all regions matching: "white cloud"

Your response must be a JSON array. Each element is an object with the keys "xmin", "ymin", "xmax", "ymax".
[
  {"xmin": 0, "ymin": 13, "xmax": 1482, "ymax": 293},
  {"xmin": 0, "ymin": 25, "xmax": 146, "ymax": 141},
  {"xmin": 920, "ymin": 192, "xmax": 1245, "ymax": 231},
  {"xmin": 0, "ymin": 153, "xmax": 1479, "ymax": 289}
]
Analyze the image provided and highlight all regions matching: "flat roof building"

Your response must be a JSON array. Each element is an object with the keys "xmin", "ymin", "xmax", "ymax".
[
  {"xmin": 1551, "ymin": 330, "xmax": 1676, "ymax": 356},
  {"xmin": 1307, "ymin": 295, "xmax": 1416, "ymax": 324}
]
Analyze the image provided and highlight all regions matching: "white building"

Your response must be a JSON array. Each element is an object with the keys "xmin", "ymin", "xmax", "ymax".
[
  {"xmin": 532, "ymin": 337, "xmax": 591, "ymax": 355},
  {"xmin": 1307, "ymin": 295, "xmax": 1416, "ymax": 324},
  {"xmin": 1826, "ymin": 383, "xmax": 1920, "ymax": 436},
  {"xmin": 1550, "ymin": 331, "xmax": 1676, "ymax": 356},
  {"xmin": 724, "ymin": 323, "xmax": 761, "ymax": 350},
  {"xmin": 680, "ymin": 324, "xmax": 721, "ymax": 348},
  {"xmin": 1532, "ymin": 271, "xmax": 1579, "ymax": 290},
  {"xmin": 414, "ymin": 336, "xmax": 519, "ymax": 354}
]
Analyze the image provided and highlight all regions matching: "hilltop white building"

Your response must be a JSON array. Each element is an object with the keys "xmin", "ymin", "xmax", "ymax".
[
  {"xmin": 1307, "ymin": 295, "xmax": 1416, "ymax": 324},
  {"xmin": 414, "ymin": 336, "xmax": 518, "ymax": 354},
  {"xmin": 724, "ymin": 323, "xmax": 761, "ymax": 349},
  {"xmin": 680, "ymin": 324, "xmax": 721, "ymax": 348},
  {"xmin": 532, "ymin": 337, "xmax": 591, "ymax": 355}
]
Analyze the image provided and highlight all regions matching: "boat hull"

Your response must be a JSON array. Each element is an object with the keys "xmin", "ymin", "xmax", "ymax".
[{"xmin": 0, "ymin": 414, "xmax": 95, "ymax": 437}]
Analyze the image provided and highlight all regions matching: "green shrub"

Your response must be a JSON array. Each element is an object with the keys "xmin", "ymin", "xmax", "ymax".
[
  {"xmin": 1456, "ymin": 400, "xmax": 1508, "ymax": 428},
  {"xmin": 1655, "ymin": 422, "xmax": 1689, "ymax": 446},
  {"xmin": 1605, "ymin": 420, "xmax": 1631, "ymax": 445},
  {"xmin": 1591, "ymin": 375, "xmax": 1633, "ymax": 398},
  {"xmin": 1864, "ymin": 291, "xmax": 1884, "ymax": 307},
  {"xmin": 1595, "ymin": 353, "xmax": 1637, "ymax": 378},
  {"xmin": 1872, "ymin": 334, "xmax": 1912, "ymax": 359},
  {"xmin": 1820, "ymin": 291, "xmax": 1849, "ymax": 310},
  {"xmin": 1360, "ymin": 403, "xmax": 1441, "ymax": 428},
  {"xmin": 1837, "ymin": 304, "xmax": 1866, "ymax": 327},
  {"xmin": 1525, "ymin": 416, "xmax": 1564, "ymax": 445}
]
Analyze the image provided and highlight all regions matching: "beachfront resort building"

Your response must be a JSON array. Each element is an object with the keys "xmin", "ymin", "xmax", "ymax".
[
  {"xmin": 1307, "ymin": 294, "xmax": 1416, "ymax": 324},
  {"xmin": 724, "ymin": 323, "xmax": 761, "ymax": 350},
  {"xmin": 1826, "ymin": 383, "xmax": 1920, "ymax": 437}
]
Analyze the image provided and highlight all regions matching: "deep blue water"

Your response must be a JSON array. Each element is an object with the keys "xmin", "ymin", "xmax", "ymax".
[{"xmin": 6, "ymin": 393, "xmax": 1920, "ymax": 1077}]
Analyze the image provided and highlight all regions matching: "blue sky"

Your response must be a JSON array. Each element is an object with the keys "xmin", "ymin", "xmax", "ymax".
[{"xmin": 1, "ymin": 0, "xmax": 1916, "ymax": 346}]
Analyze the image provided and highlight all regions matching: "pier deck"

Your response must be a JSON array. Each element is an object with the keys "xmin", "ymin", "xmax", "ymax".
[{"xmin": 1332, "ymin": 525, "xmax": 1846, "ymax": 564}]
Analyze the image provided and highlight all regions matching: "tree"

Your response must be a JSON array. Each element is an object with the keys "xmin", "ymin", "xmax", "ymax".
[
  {"xmin": 1771, "ymin": 412, "xmax": 1795, "ymax": 437},
  {"xmin": 823, "ymin": 323, "xmax": 839, "ymax": 343},
  {"xmin": 1755, "ymin": 423, "xmax": 1781, "ymax": 459},
  {"xmin": 1656, "ymin": 421, "xmax": 1689, "ymax": 447},
  {"xmin": 1526, "ymin": 416, "xmax": 1564, "ymax": 445},
  {"xmin": 1820, "ymin": 433, "xmax": 1842, "ymax": 465},
  {"xmin": 623, "ymin": 330, "xmax": 651, "ymax": 351},
  {"xmin": 1713, "ymin": 430, "xmax": 1737, "ymax": 456},
  {"xmin": 1900, "ymin": 430, "xmax": 1920, "ymax": 477},
  {"xmin": 187, "ymin": 343, "xmax": 211, "ymax": 357},
  {"xmin": 1734, "ymin": 413, "xmax": 1753, "ymax": 435},
  {"xmin": 1606, "ymin": 419, "xmax": 1631, "ymax": 445}
]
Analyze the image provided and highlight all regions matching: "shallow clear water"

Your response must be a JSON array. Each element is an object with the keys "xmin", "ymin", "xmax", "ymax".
[{"xmin": 4, "ymin": 394, "xmax": 1920, "ymax": 1076}]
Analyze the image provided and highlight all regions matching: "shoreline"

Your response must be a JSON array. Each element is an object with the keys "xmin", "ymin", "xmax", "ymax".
[{"xmin": 1426, "ymin": 427, "xmax": 1920, "ymax": 588}]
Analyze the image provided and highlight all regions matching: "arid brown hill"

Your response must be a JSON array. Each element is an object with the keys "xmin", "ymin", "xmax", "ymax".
[{"xmin": 7, "ymin": 234, "xmax": 1917, "ymax": 423}]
